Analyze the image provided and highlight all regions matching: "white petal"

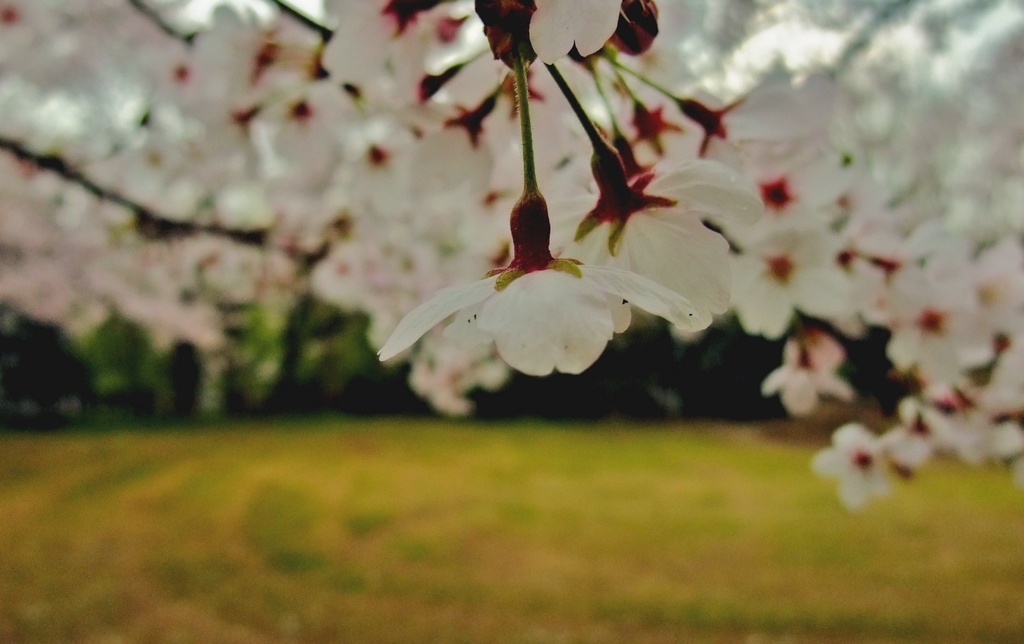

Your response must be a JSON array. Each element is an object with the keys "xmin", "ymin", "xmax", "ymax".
[
  {"xmin": 648, "ymin": 160, "xmax": 764, "ymax": 226},
  {"xmin": 837, "ymin": 478, "xmax": 872, "ymax": 511},
  {"xmin": 991, "ymin": 422, "xmax": 1024, "ymax": 460},
  {"xmin": 530, "ymin": 0, "xmax": 621, "ymax": 63},
  {"xmin": 731, "ymin": 260, "xmax": 794, "ymax": 339},
  {"xmin": 761, "ymin": 365, "xmax": 789, "ymax": 396},
  {"xmin": 442, "ymin": 302, "xmax": 491, "ymax": 349},
  {"xmin": 581, "ymin": 265, "xmax": 703, "ymax": 331},
  {"xmin": 833, "ymin": 423, "xmax": 875, "ymax": 450},
  {"xmin": 478, "ymin": 270, "xmax": 614, "ymax": 376},
  {"xmin": 817, "ymin": 374, "xmax": 856, "ymax": 402},
  {"xmin": 622, "ymin": 213, "xmax": 731, "ymax": 325},
  {"xmin": 780, "ymin": 371, "xmax": 818, "ymax": 416},
  {"xmin": 379, "ymin": 277, "xmax": 498, "ymax": 361},
  {"xmin": 886, "ymin": 329, "xmax": 922, "ymax": 371},
  {"xmin": 609, "ymin": 294, "xmax": 632, "ymax": 333},
  {"xmin": 570, "ymin": 0, "xmax": 622, "ymax": 56},
  {"xmin": 811, "ymin": 448, "xmax": 845, "ymax": 478},
  {"xmin": 530, "ymin": 0, "xmax": 577, "ymax": 64},
  {"xmin": 1013, "ymin": 458, "xmax": 1024, "ymax": 490},
  {"xmin": 792, "ymin": 266, "xmax": 850, "ymax": 319}
]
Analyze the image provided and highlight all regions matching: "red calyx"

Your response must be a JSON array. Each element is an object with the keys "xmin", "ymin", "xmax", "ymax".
[
  {"xmin": 613, "ymin": 134, "xmax": 649, "ymax": 179},
  {"xmin": 869, "ymin": 255, "xmax": 902, "ymax": 277},
  {"xmin": 475, "ymin": 0, "xmax": 536, "ymax": 66},
  {"xmin": 575, "ymin": 147, "xmax": 675, "ymax": 248},
  {"xmin": 611, "ymin": 0, "xmax": 660, "ymax": 56},
  {"xmin": 632, "ymin": 103, "xmax": 682, "ymax": 156},
  {"xmin": 508, "ymin": 190, "xmax": 554, "ymax": 272},
  {"xmin": 445, "ymin": 92, "xmax": 499, "ymax": 147},
  {"xmin": 419, "ymin": 62, "xmax": 466, "ymax": 102},
  {"xmin": 383, "ymin": 0, "xmax": 443, "ymax": 35},
  {"xmin": 231, "ymin": 105, "xmax": 261, "ymax": 128},
  {"xmin": 678, "ymin": 98, "xmax": 737, "ymax": 156}
]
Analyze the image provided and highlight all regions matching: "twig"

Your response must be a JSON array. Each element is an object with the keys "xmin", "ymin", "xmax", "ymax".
[
  {"xmin": 269, "ymin": 0, "xmax": 334, "ymax": 41},
  {"xmin": 0, "ymin": 135, "xmax": 266, "ymax": 246},
  {"xmin": 126, "ymin": 0, "xmax": 196, "ymax": 46}
]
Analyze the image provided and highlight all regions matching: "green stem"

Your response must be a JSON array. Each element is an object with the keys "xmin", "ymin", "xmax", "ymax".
[
  {"xmin": 512, "ymin": 44, "xmax": 539, "ymax": 195},
  {"xmin": 606, "ymin": 60, "xmax": 642, "ymax": 104},
  {"xmin": 545, "ymin": 63, "xmax": 616, "ymax": 158},
  {"xmin": 604, "ymin": 51, "xmax": 679, "ymax": 101},
  {"xmin": 589, "ymin": 67, "xmax": 625, "ymax": 140}
]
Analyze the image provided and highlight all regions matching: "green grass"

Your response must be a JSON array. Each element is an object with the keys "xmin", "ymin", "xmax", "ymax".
[{"xmin": 1, "ymin": 417, "xmax": 1022, "ymax": 644}]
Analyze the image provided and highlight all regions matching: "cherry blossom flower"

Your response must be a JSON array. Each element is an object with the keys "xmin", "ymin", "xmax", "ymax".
[
  {"xmin": 885, "ymin": 262, "xmax": 978, "ymax": 383},
  {"xmin": 812, "ymin": 423, "xmax": 891, "ymax": 511},
  {"xmin": 881, "ymin": 397, "xmax": 954, "ymax": 473},
  {"xmin": 555, "ymin": 159, "xmax": 763, "ymax": 328},
  {"xmin": 379, "ymin": 263, "xmax": 699, "ymax": 376},
  {"xmin": 761, "ymin": 328, "xmax": 854, "ymax": 416},
  {"xmin": 731, "ymin": 227, "xmax": 850, "ymax": 339}
]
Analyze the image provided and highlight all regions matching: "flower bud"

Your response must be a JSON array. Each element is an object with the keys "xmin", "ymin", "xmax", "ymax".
[{"xmin": 611, "ymin": 0, "xmax": 660, "ymax": 56}]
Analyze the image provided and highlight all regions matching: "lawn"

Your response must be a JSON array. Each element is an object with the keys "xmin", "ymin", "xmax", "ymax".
[{"xmin": 0, "ymin": 417, "xmax": 1022, "ymax": 644}]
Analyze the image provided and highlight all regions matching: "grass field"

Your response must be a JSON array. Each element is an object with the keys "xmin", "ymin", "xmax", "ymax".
[{"xmin": 1, "ymin": 417, "xmax": 1022, "ymax": 644}]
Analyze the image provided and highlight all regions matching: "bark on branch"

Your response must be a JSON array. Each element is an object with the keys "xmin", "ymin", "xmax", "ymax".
[{"xmin": 0, "ymin": 135, "xmax": 266, "ymax": 246}]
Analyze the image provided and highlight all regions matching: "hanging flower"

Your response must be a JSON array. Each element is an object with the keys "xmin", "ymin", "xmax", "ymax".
[{"xmin": 379, "ymin": 260, "xmax": 700, "ymax": 376}]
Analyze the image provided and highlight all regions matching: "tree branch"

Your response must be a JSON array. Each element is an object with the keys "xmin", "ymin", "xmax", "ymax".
[
  {"xmin": 0, "ymin": 136, "xmax": 266, "ymax": 246},
  {"xmin": 835, "ymin": 0, "xmax": 920, "ymax": 72},
  {"xmin": 126, "ymin": 0, "xmax": 196, "ymax": 46},
  {"xmin": 269, "ymin": 0, "xmax": 334, "ymax": 41}
]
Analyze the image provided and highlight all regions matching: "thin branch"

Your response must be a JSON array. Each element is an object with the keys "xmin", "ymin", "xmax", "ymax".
[
  {"xmin": 835, "ymin": 0, "xmax": 921, "ymax": 73},
  {"xmin": 0, "ymin": 136, "xmax": 266, "ymax": 246},
  {"xmin": 269, "ymin": 0, "xmax": 334, "ymax": 41},
  {"xmin": 126, "ymin": 0, "xmax": 196, "ymax": 45}
]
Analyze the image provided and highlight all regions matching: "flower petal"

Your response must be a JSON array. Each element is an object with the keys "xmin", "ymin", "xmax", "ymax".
[
  {"xmin": 648, "ymin": 160, "xmax": 764, "ymax": 226},
  {"xmin": 622, "ymin": 212, "xmax": 731, "ymax": 325},
  {"xmin": 478, "ymin": 270, "xmax": 613, "ymax": 375},
  {"xmin": 379, "ymin": 277, "xmax": 498, "ymax": 361},
  {"xmin": 581, "ymin": 264, "xmax": 703, "ymax": 331},
  {"xmin": 530, "ymin": 0, "xmax": 621, "ymax": 63}
]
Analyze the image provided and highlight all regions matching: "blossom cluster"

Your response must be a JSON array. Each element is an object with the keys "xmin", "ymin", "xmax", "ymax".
[{"xmin": 1, "ymin": 0, "xmax": 1023, "ymax": 507}]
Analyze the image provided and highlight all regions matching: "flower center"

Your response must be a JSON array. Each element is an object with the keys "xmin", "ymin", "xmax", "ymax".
[
  {"xmin": 852, "ymin": 450, "xmax": 873, "ymax": 469},
  {"xmin": 0, "ymin": 5, "xmax": 18, "ymax": 25},
  {"xmin": 916, "ymin": 309, "xmax": 946, "ymax": 335},
  {"xmin": 994, "ymin": 333, "xmax": 1012, "ymax": 355},
  {"xmin": 760, "ymin": 178, "xmax": 793, "ymax": 212},
  {"xmin": 766, "ymin": 255, "xmax": 795, "ymax": 284},
  {"xmin": 367, "ymin": 145, "xmax": 390, "ymax": 167},
  {"xmin": 252, "ymin": 41, "xmax": 280, "ymax": 84},
  {"xmin": 836, "ymin": 249, "xmax": 855, "ymax": 270},
  {"xmin": 172, "ymin": 64, "xmax": 191, "ymax": 84},
  {"xmin": 290, "ymin": 100, "xmax": 313, "ymax": 122}
]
